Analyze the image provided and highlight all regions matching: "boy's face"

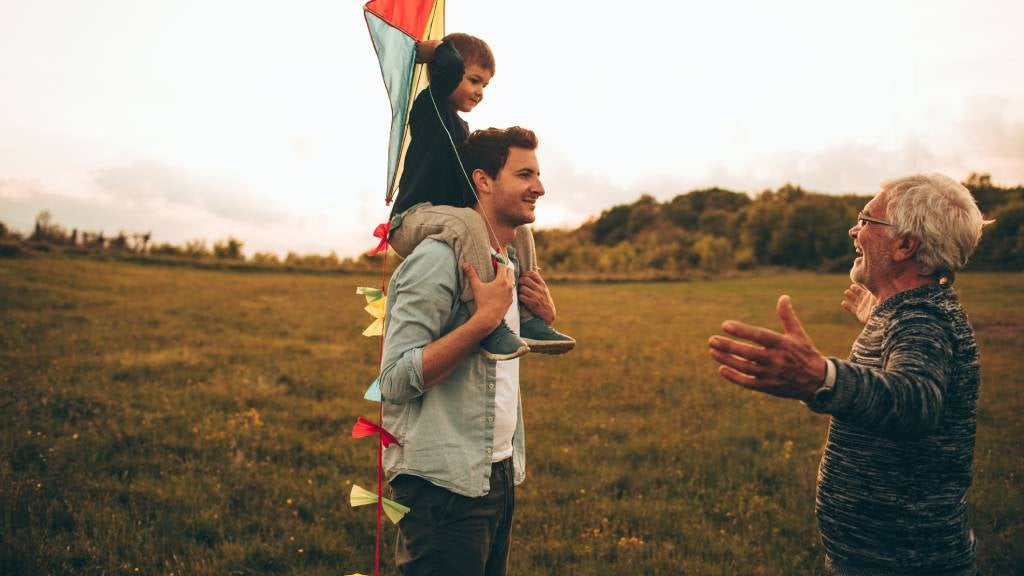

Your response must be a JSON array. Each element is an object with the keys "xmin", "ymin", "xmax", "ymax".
[{"xmin": 448, "ymin": 64, "xmax": 492, "ymax": 113}]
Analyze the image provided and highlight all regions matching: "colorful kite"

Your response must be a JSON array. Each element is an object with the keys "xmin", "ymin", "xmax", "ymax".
[
  {"xmin": 348, "ymin": 3, "xmax": 446, "ymax": 574},
  {"xmin": 364, "ymin": 0, "xmax": 446, "ymax": 204}
]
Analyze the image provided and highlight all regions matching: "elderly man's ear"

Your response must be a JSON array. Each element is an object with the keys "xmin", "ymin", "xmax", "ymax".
[{"xmin": 893, "ymin": 235, "xmax": 920, "ymax": 262}]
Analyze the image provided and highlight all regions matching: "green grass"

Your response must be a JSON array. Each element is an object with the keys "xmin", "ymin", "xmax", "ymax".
[{"xmin": 1, "ymin": 253, "xmax": 1021, "ymax": 575}]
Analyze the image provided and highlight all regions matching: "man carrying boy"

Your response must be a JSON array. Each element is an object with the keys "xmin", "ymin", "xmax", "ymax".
[
  {"xmin": 379, "ymin": 126, "xmax": 553, "ymax": 576},
  {"xmin": 388, "ymin": 32, "xmax": 574, "ymax": 361}
]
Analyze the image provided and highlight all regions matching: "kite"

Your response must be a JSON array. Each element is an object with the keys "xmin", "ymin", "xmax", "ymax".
[
  {"xmin": 368, "ymin": 221, "xmax": 391, "ymax": 256},
  {"xmin": 356, "ymin": 286, "xmax": 384, "ymax": 303},
  {"xmin": 364, "ymin": 0, "xmax": 446, "ymax": 204},
  {"xmin": 347, "ymin": 2, "xmax": 446, "ymax": 574},
  {"xmin": 361, "ymin": 296, "xmax": 387, "ymax": 337},
  {"xmin": 363, "ymin": 378, "xmax": 382, "ymax": 402},
  {"xmin": 350, "ymin": 484, "xmax": 411, "ymax": 525},
  {"xmin": 352, "ymin": 416, "xmax": 401, "ymax": 448}
]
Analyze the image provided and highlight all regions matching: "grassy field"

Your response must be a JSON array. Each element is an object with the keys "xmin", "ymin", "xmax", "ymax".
[{"xmin": 1, "ymin": 253, "xmax": 1021, "ymax": 575}]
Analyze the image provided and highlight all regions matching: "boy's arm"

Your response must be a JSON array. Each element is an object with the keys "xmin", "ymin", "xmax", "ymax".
[
  {"xmin": 426, "ymin": 40, "xmax": 465, "ymax": 102},
  {"xmin": 519, "ymin": 270, "xmax": 556, "ymax": 324}
]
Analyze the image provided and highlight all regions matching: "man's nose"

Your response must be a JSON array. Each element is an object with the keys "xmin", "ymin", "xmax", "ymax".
[
  {"xmin": 534, "ymin": 179, "xmax": 545, "ymax": 196},
  {"xmin": 849, "ymin": 223, "xmax": 860, "ymax": 238}
]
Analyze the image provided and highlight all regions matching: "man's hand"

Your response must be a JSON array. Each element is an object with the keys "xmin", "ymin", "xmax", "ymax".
[
  {"xmin": 518, "ymin": 270, "xmax": 556, "ymax": 325},
  {"xmin": 841, "ymin": 283, "xmax": 877, "ymax": 325},
  {"xmin": 464, "ymin": 262, "xmax": 515, "ymax": 330},
  {"xmin": 415, "ymin": 40, "xmax": 441, "ymax": 63},
  {"xmin": 707, "ymin": 295, "xmax": 827, "ymax": 401},
  {"xmin": 419, "ymin": 263, "xmax": 514, "ymax": 390}
]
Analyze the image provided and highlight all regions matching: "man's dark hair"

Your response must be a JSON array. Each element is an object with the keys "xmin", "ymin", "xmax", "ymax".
[
  {"xmin": 460, "ymin": 126, "xmax": 538, "ymax": 183},
  {"xmin": 443, "ymin": 33, "xmax": 495, "ymax": 74}
]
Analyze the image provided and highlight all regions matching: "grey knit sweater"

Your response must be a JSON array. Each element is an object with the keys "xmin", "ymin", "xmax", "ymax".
[{"xmin": 811, "ymin": 284, "xmax": 980, "ymax": 575}]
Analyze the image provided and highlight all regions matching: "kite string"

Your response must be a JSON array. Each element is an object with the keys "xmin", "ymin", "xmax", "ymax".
[
  {"xmin": 424, "ymin": 83, "xmax": 509, "ymax": 264},
  {"xmin": 373, "ymin": 248, "xmax": 388, "ymax": 576}
]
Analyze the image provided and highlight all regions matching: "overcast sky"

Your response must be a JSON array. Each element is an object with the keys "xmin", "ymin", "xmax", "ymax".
[{"xmin": 2, "ymin": 0, "xmax": 1022, "ymax": 258}]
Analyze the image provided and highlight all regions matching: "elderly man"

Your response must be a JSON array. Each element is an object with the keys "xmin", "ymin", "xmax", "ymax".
[
  {"xmin": 708, "ymin": 174, "xmax": 989, "ymax": 575},
  {"xmin": 379, "ymin": 126, "xmax": 558, "ymax": 576}
]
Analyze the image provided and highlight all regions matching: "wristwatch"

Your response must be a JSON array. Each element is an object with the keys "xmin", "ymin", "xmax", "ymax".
[{"xmin": 807, "ymin": 359, "xmax": 836, "ymax": 411}]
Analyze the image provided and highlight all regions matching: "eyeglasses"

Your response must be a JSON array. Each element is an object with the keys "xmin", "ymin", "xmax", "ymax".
[{"xmin": 857, "ymin": 211, "xmax": 892, "ymax": 227}]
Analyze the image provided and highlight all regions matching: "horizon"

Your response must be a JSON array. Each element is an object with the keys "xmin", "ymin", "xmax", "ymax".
[{"xmin": 2, "ymin": 0, "xmax": 1022, "ymax": 258}]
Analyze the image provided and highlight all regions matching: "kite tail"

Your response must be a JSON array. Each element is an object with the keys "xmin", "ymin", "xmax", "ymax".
[{"xmin": 374, "ymin": 250, "xmax": 388, "ymax": 576}]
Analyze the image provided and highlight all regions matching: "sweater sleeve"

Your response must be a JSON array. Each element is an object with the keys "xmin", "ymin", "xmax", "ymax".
[
  {"xmin": 815, "ymin": 305, "xmax": 955, "ymax": 440},
  {"xmin": 427, "ymin": 40, "xmax": 465, "ymax": 106}
]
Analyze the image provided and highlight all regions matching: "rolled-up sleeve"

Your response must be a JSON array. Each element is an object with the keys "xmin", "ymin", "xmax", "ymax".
[{"xmin": 378, "ymin": 240, "xmax": 459, "ymax": 404}]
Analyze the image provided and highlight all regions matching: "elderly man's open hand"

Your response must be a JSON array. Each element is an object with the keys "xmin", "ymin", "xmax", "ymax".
[
  {"xmin": 841, "ymin": 283, "xmax": 877, "ymax": 325},
  {"xmin": 707, "ymin": 295, "xmax": 828, "ymax": 401}
]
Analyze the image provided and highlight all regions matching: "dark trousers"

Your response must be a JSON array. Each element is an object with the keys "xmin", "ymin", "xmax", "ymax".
[{"xmin": 390, "ymin": 459, "xmax": 515, "ymax": 576}]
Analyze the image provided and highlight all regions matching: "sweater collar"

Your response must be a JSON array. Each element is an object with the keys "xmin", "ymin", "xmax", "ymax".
[{"xmin": 873, "ymin": 282, "xmax": 949, "ymax": 316}]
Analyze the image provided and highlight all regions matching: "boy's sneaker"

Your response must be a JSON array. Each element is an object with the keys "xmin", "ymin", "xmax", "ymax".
[
  {"xmin": 520, "ymin": 318, "xmax": 576, "ymax": 355},
  {"xmin": 480, "ymin": 320, "xmax": 530, "ymax": 361}
]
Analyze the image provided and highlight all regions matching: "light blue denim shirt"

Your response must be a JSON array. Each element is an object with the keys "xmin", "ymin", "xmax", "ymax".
[{"xmin": 379, "ymin": 239, "xmax": 526, "ymax": 498}]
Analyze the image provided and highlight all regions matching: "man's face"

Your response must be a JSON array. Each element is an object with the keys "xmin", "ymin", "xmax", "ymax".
[
  {"xmin": 487, "ymin": 147, "xmax": 545, "ymax": 228},
  {"xmin": 848, "ymin": 191, "xmax": 896, "ymax": 291},
  {"xmin": 448, "ymin": 64, "xmax": 492, "ymax": 113}
]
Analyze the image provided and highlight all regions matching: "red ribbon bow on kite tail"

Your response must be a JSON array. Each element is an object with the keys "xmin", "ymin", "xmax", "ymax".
[{"xmin": 368, "ymin": 221, "xmax": 390, "ymax": 256}]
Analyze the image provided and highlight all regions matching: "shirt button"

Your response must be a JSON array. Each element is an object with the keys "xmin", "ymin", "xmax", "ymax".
[
  {"xmin": 488, "ymin": 383, "xmax": 495, "ymax": 390},
  {"xmin": 487, "ymin": 416, "xmax": 494, "ymax": 423}
]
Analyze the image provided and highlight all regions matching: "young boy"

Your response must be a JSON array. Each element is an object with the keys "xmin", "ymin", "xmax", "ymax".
[{"xmin": 388, "ymin": 32, "xmax": 574, "ymax": 360}]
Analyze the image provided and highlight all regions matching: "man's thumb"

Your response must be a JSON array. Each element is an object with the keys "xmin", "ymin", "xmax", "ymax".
[{"xmin": 776, "ymin": 294, "xmax": 806, "ymax": 336}]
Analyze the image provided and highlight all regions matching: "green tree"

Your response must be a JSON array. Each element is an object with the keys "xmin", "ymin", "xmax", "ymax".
[
  {"xmin": 185, "ymin": 240, "xmax": 210, "ymax": 259},
  {"xmin": 592, "ymin": 204, "xmax": 632, "ymax": 245},
  {"xmin": 693, "ymin": 234, "xmax": 733, "ymax": 272},
  {"xmin": 974, "ymin": 201, "xmax": 1024, "ymax": 269},
  {"xmin": 213, "ymin": 237, "xmax": 244, "ymax": 260}
]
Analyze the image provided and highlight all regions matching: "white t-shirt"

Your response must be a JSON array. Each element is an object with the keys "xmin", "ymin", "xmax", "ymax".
[{"xmin": 491, "ymin": 283, "xmax": 520, "ymax": 462}]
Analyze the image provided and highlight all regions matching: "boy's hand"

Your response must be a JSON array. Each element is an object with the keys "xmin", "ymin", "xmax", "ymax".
[
  {"xmin": 841, "ymin": 283, "xmax": 877, "ymax": 324},
  {"xmin": 518, "ymin": 270, "xmax": 556, "ymax": 324},
  {"xmin": 415, "ymin": 40, "xmax": 441, "ymax": 63},
  {"xmin": 463, "ymin": 262, "xmax": 514, "ymax": 331}
]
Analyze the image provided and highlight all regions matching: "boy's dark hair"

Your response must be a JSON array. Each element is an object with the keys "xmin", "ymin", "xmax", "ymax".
[
  {"xmin": 443, "ymin": 32, "xmax": 495, "ymax": 74},
  {"xmin": 461, "ymin": 126, "xmax": 538, "ymax": 182}
]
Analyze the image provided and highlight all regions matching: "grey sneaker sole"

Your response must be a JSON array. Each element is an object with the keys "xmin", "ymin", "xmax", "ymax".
[
  {"xmin": 479, "ymin": 344, "xmax": 530, "ymax": 361},
  {"xmin": 521, "ymin": 338, "xmax": 575, "ymax": 355}
]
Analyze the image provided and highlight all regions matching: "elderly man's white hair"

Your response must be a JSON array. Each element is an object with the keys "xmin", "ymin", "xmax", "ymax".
[{"xmin": 882, "ymin": 173, "xmax": 993, "ymax": 283}]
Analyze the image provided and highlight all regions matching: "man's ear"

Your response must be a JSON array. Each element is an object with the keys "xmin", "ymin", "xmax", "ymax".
[
  {"xmin": 892, "ymin": 235, "xmax": 920, "ymax": 262},
  {"xmin": 471, "ymin": 169, "xmax": 490, "ymax": 195}
]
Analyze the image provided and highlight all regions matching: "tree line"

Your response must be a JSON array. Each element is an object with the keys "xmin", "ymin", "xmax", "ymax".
[
  {"xmin": 2, "ymin": 173, "xmax": 1020, "ymax": 276},
  {"xmin": 533, "ymin": 173, "xmax": 1024, "ymax": 277},
  {"xmin": 0, "ymin": 211, "xmax": 385, "ymax": 272}
]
